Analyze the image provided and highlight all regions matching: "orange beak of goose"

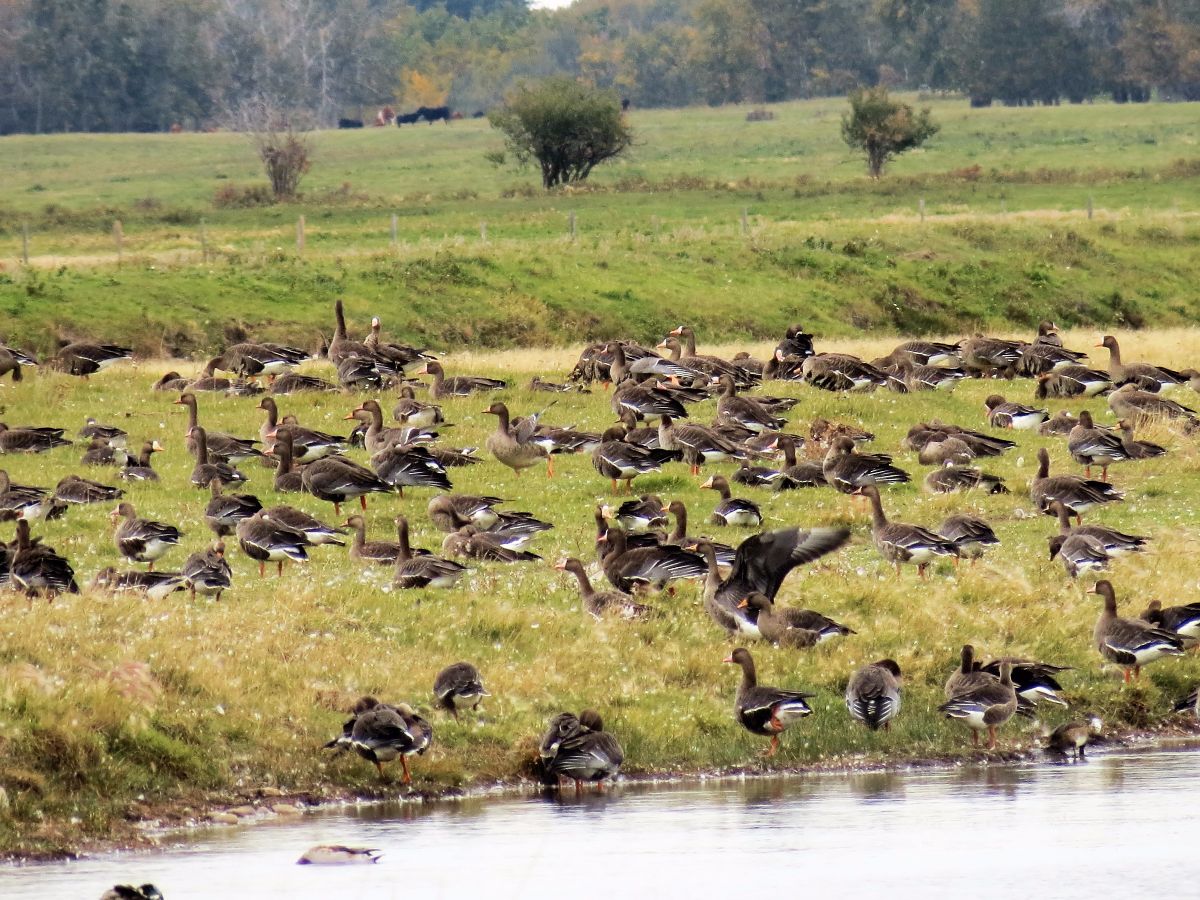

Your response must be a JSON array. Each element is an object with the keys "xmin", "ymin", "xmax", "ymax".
[
  {"xmin": 699, "ymin": 477, "xmax": 714, "ymax": 489},
  {"xmin": 736, "ymin": 598, "xmax": 749, "ymax": 609},
  {"xmin": 722, "ymin": 655, "xmax": 735, "ymax": 664}
]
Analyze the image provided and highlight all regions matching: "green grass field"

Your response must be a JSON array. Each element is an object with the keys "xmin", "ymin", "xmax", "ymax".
[{"xmin": 2, "ymin": 328, "xmax": 1200, "ymax": 857}]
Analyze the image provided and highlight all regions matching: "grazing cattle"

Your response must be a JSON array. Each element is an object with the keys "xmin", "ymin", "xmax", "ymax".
[
  {"xmin": 338, "ymin": 118, "xmax": 364, "ymax": 129},
  {"xmin": 471, "ymin": 110, "xmax": 486, "ymax": 119},
  {"xmin": 621, "ymin": 97, "xmax": 631, "ymax": 111},
  {"xmin": 395, "ymin": 112, "xmax": 421, "ymax": 126},
  {"xmin": 417, "ymin": 105, "xmax": 451, "ymax": 124},
  {"xmin": 374, "ymin": 105, "xmax": 395, "ymax": 126}
]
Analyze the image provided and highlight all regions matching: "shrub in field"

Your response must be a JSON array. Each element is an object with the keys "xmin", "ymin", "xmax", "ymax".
[
  {"xmin": 213, "ymin": 183, "xmax": 276, "ymax": 209},
  {"xmin": 841, "ymin": 87, "xmax": 938, "ymax": 178}
]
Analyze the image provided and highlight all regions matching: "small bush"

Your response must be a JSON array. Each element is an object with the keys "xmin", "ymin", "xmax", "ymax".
[
  {"xmin": 213, "ymin": 183, "xmax": 275, "ymax": 209},
  {"xmin": 745, "ymin": 108, "xmax": 775, "ymax": 122}
]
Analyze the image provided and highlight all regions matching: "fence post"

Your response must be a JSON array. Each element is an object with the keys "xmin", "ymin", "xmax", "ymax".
[
  {"xmin": 21, "ymin": 223, "xmax": 29, "ymax": 264},
  {"xmin": 568, "ymin": 210, "xmax": 577, "ymax": 240},
  {"xmin": 390, "ymin": 213, "xmax": 398, "ymax": 246},
  {"xmin": 199, "ymin": 219, "xmax": 209, "ymax": 263},
  {"xmin": 480, "ymin": 221, "xmax": 488, "ymax": 243},
  {"xmin": 651, "ymin": 215, "xmax": 660, "ymax": 236},
  {"xmin": 918, "ymin": 197, "xmax": 925, "ymax": 223},
  {"xmin": 113, "ymin": 220, "xmax": 123, "ymax": 263},
  {"xmin": 741, "ymin": 207, "xmax": 749, "ymax": 236},
  {"xmin": 1087, "ymin": 195, "xmax": 1094, "ymax": 220},
  {"xmin": 296, "ymin": 215, "xmax": 306, "ymax": 253}
]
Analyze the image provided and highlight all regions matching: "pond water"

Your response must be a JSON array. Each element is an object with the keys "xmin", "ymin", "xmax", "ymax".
[{"xmin": 7, "ymin": 745, "xmax": 1200, "ymax": 899}]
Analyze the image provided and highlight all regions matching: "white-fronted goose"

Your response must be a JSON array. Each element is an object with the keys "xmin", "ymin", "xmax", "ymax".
[
  {"xmin": 1107, "ymin": 383, "xmax": 1198, "ymax": 426},
  {"xmin": 54, "ymin": 474, "xmax": 123, "ymax": 505},
  {"xmin": 189, "ymin": 426, "xmax": 247, "ymax": 488},
  {"xmin": 1034, "ymin": 372, "xmax": 1089, "ymax": 399},
  {"xmin": 604, "ymin": 495, "xmax": 667, "ymax": 533},
  {"xmin": 732, "ymin": 459, "xmax": 790, "ymax": 489},
  {"xmin": 433, "ymin": 662, "xmax": 489, "ymax": 718},
  {"xmin": 1031, "ymin": 448, "xmax": 1124, "ymax": 522},
  {"xmin": 1015, "ymin": 341, "xmax": 1088, "ymax": 377},
  {"xmin": 700, "ymin": 474, "xmax": 762, "ymax": 527},
  {"xmin": 538, "ymin": 709, "xmax": 624, "ymax": 789},
  {"xmin": 1035, "ymin": 320, "xmax": 1063, "ymax": 347},
  {"xmin": 776, "ymin": 323, "xmax": 816, "ymax": 360},
  {"xmin": 845, "ymin": 660, "xmax": 903, "ymax": 731},
  {"xmin": 427, "ymin": 492, "xmax": 506, "ymax": 531},
  {"xmin": 80, "ymin": 436, "xmax": 129, "ymax": 467},
  {"xmin": 296, "ymin": 846, "xmax": 381, "ymax": 866},
  {"xmin": 345, "ymin": 400, "xmax": 410, "ymax": 455},
  {"xmin": 977, "ymin": 658, "xmax": 1070, "ymax": 713},
  {"xmin": 862, "ymin": 485, "xmax": 958, "ymax": 579},
  {"xmin": 1039, "ymin": 410, "xmax": 1080, "ymax": 436},
  {"xmin": 903, "ymin": 422, "xmax": 1015, "ymax": 457},
  {"xmin": 416, "ymin": 360, "xmax": 506, "ymax": 399},
  {"xmin": 0, "ymin": 472, "xmax": 63, "ymax": 522},
  {"xmin": 1035, "ymin": 366, "xmax": 1112, "ymax": 398},
  {"xmin": 301, "ymin": 456, "xmax": 391, "ymax": 514},
  {"xmin": 265, "ymin": 419, "xmax": 345, "ymax": 465},
  {"xmin": 768, "ymin": 435, "xmax": 825, "ymax": 489},
  {"xmin": 891, "ymin": 339, "xmax": 961, "ymax": 366},
  {"xmin": 984, "ymin": 395, "xmax": 1048, "ymax": 430},
  {"xmin": 393, "ymin": 515, "xmax": 466, "ymax": 588},
  {"xmin": 174, "ymin": 394, "xmax": 263, "ymax": 464},
  {"xmin": 880, "ymin": 357, "xmax": 966, "ymax": 392},
  {"xmin": 0, "ymin": 423, "xmax": 71, "ymax": 454},
  {"xmin": 592, "ymin": 426, "xmax": 677, "ymax": 494},
  {"xmin": 204, "ymin": 479, "xmax": 262, "ymax": 536},
  {"xmin": 237, "ymin": 510, "xmax": 309, "ymax": 577},
  {"xmin": 443, "ymin": 525, "xmax": 541, "ymax": 562},
  {"xmin": 735, "ymin": 593, "xmax": 855, "ymax": 647},
  {"xmin": 370, "ymin": 442, "xmax": 452, "ymax": 496},
  {"xmin": 119, "ymin": 440, "xmax": 163, "ymax": 482},
  {"xmin": 925, "ymin": 464, "xmax": 1009, "ymax": 495},
  {"xmin": 336, "ymin": 354, "xmax": 388, "ymax": 390},
  {"xmin": 555, "ymin": 557, "xmax": 651, "ymax": 620},
  {"xmin": 599, "ymin": 526, "xmax": 706, "ymax": 593},
  {"xmin": 823, "ymin": 436, "xmax": 911, "ymax": 495},
  {"xmin": 9, "ymin": 519, "xmax": 78, "ymax": 598},
  {"xmin": 1046, "ymin": 715, "xmax": 1103, "ymax": 760},
  {"xmin": 714, "ymin": 375, "xmax": 785, "ymax": 433},
  {"xmin": 90, "ymin": 567, "xmax": 187, "ymax": 601},
  {"xmin": 260, "ymin": 505, "xmax": 344, "ymax": 545},
  {"xmin": 49, "ymin": 342, "xmax": 132, "ymax": 376},
  {"xmin": 660, "ymin": 328, "xmax": 749, "ymax": 384},
  {"xmin": 938, "ymin": 514, "xmax": 999, "ymax": 563},
  {"xmin": 1140, "ymin": 600, "xmax": 1200, "ymax": 646},
  {"xmin": 153, "ymin": 371, "xmax": 189, "ymax": 392},
  {"xmin": 1049, "ymin": 500, "xmax": 1147, "ymax": 556},
  {"xmin": 610, "ymin": 375, "xmax": 689, "ymax": 421},
  {"xmin": 325, "ymin": 695, "xmax": 432, "ymax": 783},
  {"xmin": 182, "ymin": 541, "xmax": 232, "ymax": 601},
  {"xmin": 938, "ymin": 660, "xmax": 1017, "ymax": 749},
  {"xmin": 726, "ymin": 647, "xmax": 813, "ymax": 757},
  {"xmin": 945, "ymin": 645, "xmax": 996, "ymax": 698},
  {"xmin": 695, "ymin": 526, "xmax": 850, "ymax": 634},
  {"xmin": 1049, "ymin": 533, "xmax": 1111, "ymax": 578},
  {"xmin": 1092, "ymin": 580, "xmax": 1184, "ymax": 681},
  {"xmin": 212, "ymin": 342, "xmax": 301, "ymax": 379},
  {"xmin": 265, "ymin": 430, "xmax": 303, "ymax": 493},
  {"xmin": 1098, "ymin": 335, "xmax": 1186, "ymax": 391},
  {"xmin": 1067, "ymin": 410, "xmax": 1130, "ymax": 480},
  {"xmin": 662, "ymin": 500, "xmax": 736, "ymax": 567},
  {"xmin": 798, "ymin": 353, "xmax": 889, "ymax": 392},
  {"xmin": 484, "ymin": 401, "xmax": 553, "ymax": 477},
  {"xmin": 0, "ymin": 347, "xmax": 25, "ymax": 382},
  {"xmin": 959, "ymin": 336, "xmax": 1022, "ymax": 376},
  {"xmin": 79, "ymin": 418, "xmax": 127, "ymax": 447},
  {"xmin": 187, "ymin": 359, "xmax": 232, "ymax": 392},
  {"xmin": 329, "ymin": 300, "xmax": 375, "ymax": 368},
  {"xmin": 271, "ymin": 372, "xmax": 339, "ymax": 394},
  {"xmin": 111, "ymin": 502, "xmax": 183, "ymax": 570},
  {"xmin": 343, "ymin": 514, "xmax": 400, "ymax": 565},
  {"xmin": 659, "ymin": 415, "xmax": 746, "ymax": 475},
  {"xmin": 364, "ymin": 316, "xmax": 429, "ymax": 371},
  {"xmin": 917, "ymin": 435, "xmax": 975, "ymax": 466},
  {"xmin": 392, "ymin": 384, "xmax": 444, "ymax": 427},
  {"xmin": 1116, "ymin": 419, "xmax": 1167, "ymax": 460}
]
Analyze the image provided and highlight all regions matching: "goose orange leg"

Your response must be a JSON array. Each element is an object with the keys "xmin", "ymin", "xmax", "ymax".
[
  {"xmin": 986, "ymin": 726, "xmax": 997, "ymax": 750},
  {"xmin": 277, "ymin": 560, "xmax": 284, "ymax": 577},
  {"xmin": 360, "ymin": 495, "xmax": 368, "ymax": 511},
  {"xmin": 546, "ymin": 456, "xmax": 555, "ymax": 478},
  {"xmin": 400, "ymin": 755, "xmax": 412, "ymax": 785}
]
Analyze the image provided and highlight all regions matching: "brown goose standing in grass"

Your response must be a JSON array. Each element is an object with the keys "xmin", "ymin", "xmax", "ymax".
[
  {"xmin": 174, "ymin": 393, "xmax": 263, "ymax": 464},
  {"xmin": 555, "ymin": 557, "xmax": 652, "ymax": 619},
  {"xmin": 659, "ymin": 415, "xmax": 746, "ymax": 476},
  {"xmin": 862, "ymin": 484, "xmax": 958, "ymax": 579},
  {"xmin": 416, "ymin": 360, "xmax": 507, "ymax": 399},
  {"xmin": 700, "ymin": 474, "xmax": 762, "ymax": 527},
  {"xmin": 111, "ymin": 502, "xmax": 183, "ymax": 570},
  {"xmin": 599, "ymin": 526, "xmax": 706, "ymax": 593},
  {"xmin": 925, "ymin": 464, "xmax": 1009, "ymax": 495},
  {"xmin": 1097, "ymin": 335, "xmax": 1186, "ymax": 392},
  {"xmin": 9, "ymin": 519, "xmax": 78, "ymax": 598},
  {"xmin": 189, "ymin": 427, "xmax": 248, "ymax": 488},
  {"xmin": 0, "ymin": 423, "xmax": 71, "ymax": 454},
  {"xmin": 301, "ymin": 456, "xmax": 391, "ymax": 515},
  {"xmin": 392, "ymin": 384, "xmax": 444, "ymax": 427},
  {"xmin": 938, "ymin": 514, "xmax": 1000, "ymax": 564},
  {"xmin": 725, "ymin": 647, "xmax": 813, "ymax": 757},
  {"xmin": 890, "ymin": 339, "xmax": 961, "ymax": 366},
  {"xmin": 1140, "ymin": 599, "xmax": 1200, "ymax": 646},
  {"xmin": 1092, "ymin": 580, "xmax": 1184, "ymax": 682},
  {"xmin": 822, "ymin": 436, "xmax": 911, "ymax": 496},
  {"xmin": 484, "ymin": 401, "xmax": 553, "ymax": 477},
  {"xmin": 204, "ymin": 479, "xmax": 262, "ymax": 537},
  {"xmin": 48, "ymin": 341, "xmax": 132, "ymax": 377},
  {"xmin": 592, "ymin": 426, "xmax": 677, "ymax": 494},
  {"xmin": 1048, "ymin": 501, "xmax": 1147, "ymax": 557},
  {"xmin": 343, "ymin": 514, "xmax": 401, "ymax": 565},
  {"xmin": 364, "ymin": 316, "xmax": 430, "ymax": 371},
  {"xmin": 845, "ymin": 660, "xmax": 903, "ymax": 731},
  {"xmin": 393, "ymin": 515, "xmax": 467, "ymax": 588},
  {"xmin": 938, "ymin": 660, "xmax": 1017, "ymax": 749},
  {"xmin": 1031, "ymin": 448, "xmax": 1123, "ymax": 523},
  {"xmin": 54, "ymin": 473, "xmax": 123, "ymax": 505},
  {"xmin": 265, "ymin": 430, "xmax": 304, "ymax": 493},
  {"xmin": 984, "ymin": 395, "xmax": 1048, "ymax": 430},
  {"xmin": 236, "ymin": 510, "xmax": 309, "ymax": 577},
  {"xmin": 325, "ymin": 695, "xmax": 432, "ymax": 783},
  {"xmin": 958, "ymin": 335, "xmax": 1022, "ymax": 377},
  {"xmin": 1048, "ymin": 533, "xmax": 1112, "ymax": 578},
  {"xmin": 433, "ymin": 662, "xmax": 489, "ymax": 718},
  {"xmin": 182, "ymin": 541, "xmax": 233, "ymax": 601},
  {"xmin": 714, "ymin": 375, "xmax": 785, "ymax": 433},
  {"xmin": 1067, "ymin": 410, "xmax": 1131, "ymax": 481},
  {"xmin": 119, "ymin": 440, "xmax": 163, "ymax": 482},
  {"xmin": 260, "ymin": 505, "xmax": 344, "ymax": 546},
  {"xmin": 735, "ymin": 593, "xmax": 855, "ymax": 647}
]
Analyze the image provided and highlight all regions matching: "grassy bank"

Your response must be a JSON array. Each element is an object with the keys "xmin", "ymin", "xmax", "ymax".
[
  {"xmin": 2, "ymin": 328, "xmax": 1200, "ymax": 858},
  {"xmin": 1, "ymin": 96, "xmax": 1199, "ymax": 355}
]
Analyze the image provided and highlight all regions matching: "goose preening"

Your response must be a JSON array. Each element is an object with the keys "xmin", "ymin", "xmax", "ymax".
[
  {"xmin": 726, "ymin": 647, "xmax": 813, "ymax": 757},
  {"xmin": 182, "ymin": 541, "xmax": 232, "ymax": 601},
  {"xmin": 845, "ymin": 660, "xmax": 903, "ymax": 731},
  {"xmin": 111, "ymin": 502, "xmax": 182, "ymax": 570},
  {"xmin": 938, "ymin": 514, "xmax": 1000, "ymax": 564},
  {"xmin": 324, "ymin": 695, "xmax": 432, "ymax": 783},
  {"xmin": 538, "ymin": 709, "xmax": 624, "ymax": 790},
  {"xmin": 938, "ymin": 660, "xmax": 1017, "ymax": 749},
  {"xmin": 433, "ymin": 662, "xmax": 489, "ymax": 718},
  {"xmin": 1092, "ymin": 580, "xmax": 1184, "ymax": 681}
]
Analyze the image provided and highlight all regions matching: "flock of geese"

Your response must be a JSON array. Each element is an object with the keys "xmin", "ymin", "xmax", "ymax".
[{"xmin": 5, "ymin": 309, "xmax": 1200, "ymax": 803}]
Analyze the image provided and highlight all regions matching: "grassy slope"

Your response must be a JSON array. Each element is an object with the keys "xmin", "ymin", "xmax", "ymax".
[
  {"xmin": 1, "ymin": 97, "xmax": 1199, "ymax": 354},
  {"xmin": 2, "ymin": 328, "xmax": 1200, "ymax": 857}
]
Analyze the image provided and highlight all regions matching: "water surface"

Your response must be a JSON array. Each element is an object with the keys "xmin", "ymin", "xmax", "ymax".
[{"xmin": 8, "ymin": 746, "xmax": 1199, "ymax": 899}]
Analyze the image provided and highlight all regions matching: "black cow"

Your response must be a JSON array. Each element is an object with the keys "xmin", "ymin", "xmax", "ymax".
[
  {"xmin": 417, "ymin": 105, "xmax": 451, "ymax": 124},
  {"xmin": 621, "ymin": 97, "xmax": 630, "ymax": 111},
  {"xmin": 338, "ymin": 118, "xmax": 364, "ymax": 129},
  {"xmin": 395, "ymin": 112, "xmax": 421, "ymax": 126},
  {"xmin": 471, "ymin": 110, "xmax": 486, "ymax": 119}
]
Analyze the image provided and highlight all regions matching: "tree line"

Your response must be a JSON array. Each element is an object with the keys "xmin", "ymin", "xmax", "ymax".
[{"xmin": 0, "ymin": 0, "xmax": 1197, "ymax": 135}]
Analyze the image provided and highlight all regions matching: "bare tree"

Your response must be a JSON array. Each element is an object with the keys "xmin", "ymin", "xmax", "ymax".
[{"xmin": 227, "ymin": 96, "xmax": 314, "ymax": 200}]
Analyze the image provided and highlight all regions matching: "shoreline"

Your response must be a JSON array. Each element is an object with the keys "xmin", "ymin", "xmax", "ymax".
[{"xmin": 8, "ymin": 722, "xmax": 1198, "ymax": 865}]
